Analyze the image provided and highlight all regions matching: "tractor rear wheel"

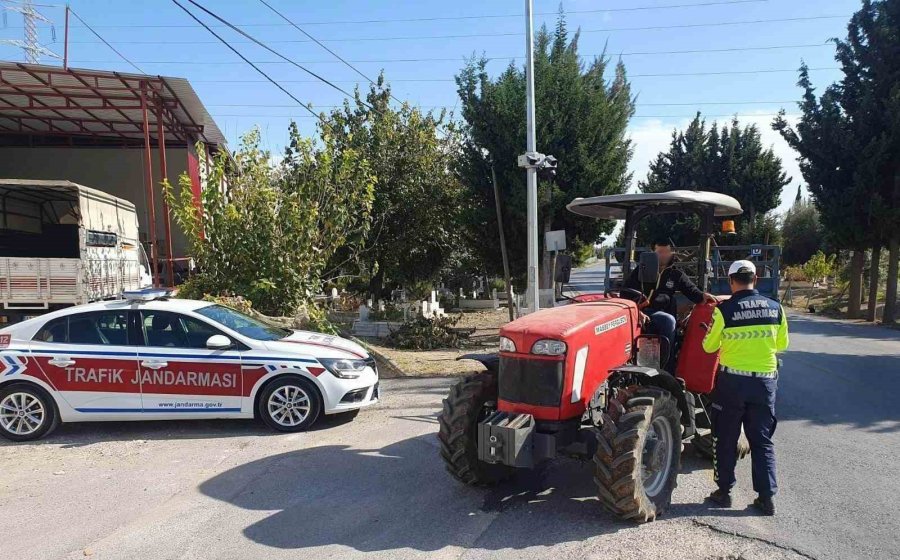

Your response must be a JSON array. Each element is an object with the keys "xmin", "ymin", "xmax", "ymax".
[
  {"xmin": 594, "ymin": 386, "xmax": 681, "ymax": 522},
  {"xmin": 438, "ymin": 371, "xmax": 515, "ymax": 485}
]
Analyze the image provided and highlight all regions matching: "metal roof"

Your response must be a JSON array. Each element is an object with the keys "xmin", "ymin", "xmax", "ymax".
[
  {"xmin": 567, "ymin": 190, "xmax": 743, "ymax": 220},
  {"xmin": 0, "ymin": 62, "xmax": 226, "ymax": 147}
]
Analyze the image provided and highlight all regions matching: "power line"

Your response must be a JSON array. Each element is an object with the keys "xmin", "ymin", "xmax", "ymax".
[
  {"xmin": 632, "ymin": 113, "xmax": 795, "ymax": 118},
  {"xmin": 182, "ymin": 0, "xmax": 372, "ymax": 110},
  {"xmin": 66, "ymin": 8, "xmax": 144, "ymax": 74},
  {"xmin": 23, "ymin": 1, "xmax": 770, "ymax": 30},
  {"xmin": 61, "ymin": 14, "xmax": 849, "ymax": 44},
  {"xmin": 169, "ymin": 0, "xmax": 323, "ymax": 125},
  {"xmin": 114, "ymin": 67, "xmax": 834, "ymax": 84},
  {"xmin": 206, "ymin": 100, "xmax": 799, "ymax": 109},
  {"xmin": 210, "ymin": 112, "xmax": 801, "ymax": 119},
  {"xmin": 256, "ymin": 0, "xmax": 404, "ymax": 107},
  {"xmin": 59, "ymin": 42, "xmax": 834, "ymax": 66}
]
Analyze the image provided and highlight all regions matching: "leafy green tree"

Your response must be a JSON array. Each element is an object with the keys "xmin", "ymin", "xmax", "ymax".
[
  {"xmin": 802, "ymin": 250, "xmax": 837, "ymax": 307},
  {"xmin": 326, "ymin": 79, "xmax": 463, "ymax": 299},
  {"xmin": 455, "ymin": 12, "xmax": 635, "ymax": 285},
  {"xmin": 781, "ymin": 197, "xmax": 824, "ymax": 265},
  {"xmin": 774, "ymin": 0, "xmax": 900, "ymax": 322},
  {"xmin": 639, "ymin": 114, "xmax": 790, "ymax": 246},
  {"xmin": 167, "ymin": 128, "xmax": 374, "ymax": 316}
]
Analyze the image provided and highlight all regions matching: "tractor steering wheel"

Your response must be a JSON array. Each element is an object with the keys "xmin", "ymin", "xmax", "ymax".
[{"xmin": 606, "ymin": 287, "xmax": 648, "ymax": 306}]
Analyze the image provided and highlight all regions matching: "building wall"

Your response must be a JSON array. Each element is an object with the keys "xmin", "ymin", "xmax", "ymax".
[{"xmin": 0, "ymin": 146, "xmax": 196, "ymax": 259}]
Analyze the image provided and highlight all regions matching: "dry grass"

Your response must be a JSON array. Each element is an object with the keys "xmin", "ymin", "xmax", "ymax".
[{"xmin": 363, "ymin": 308, "xmax": 510, "ymax": 377}]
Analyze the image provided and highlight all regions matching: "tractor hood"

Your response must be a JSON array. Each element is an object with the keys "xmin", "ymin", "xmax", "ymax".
[{"xmin": 500, "ymin": 300, "xmax": 639, "ymax": 356}]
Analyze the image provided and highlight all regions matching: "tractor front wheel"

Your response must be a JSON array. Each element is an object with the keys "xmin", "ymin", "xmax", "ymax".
[
  {"xmin": 594, "ymin": 386, "xmax": 681, "ymax": 522},
  {"xmin": 438, "ymin": 372, "xmax": 515, "ymax": 485}
]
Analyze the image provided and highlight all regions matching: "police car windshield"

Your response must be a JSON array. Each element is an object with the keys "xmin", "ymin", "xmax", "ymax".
[{"xmin": 196, "ymin": 304, "xmax": 292, "ymax": 341}]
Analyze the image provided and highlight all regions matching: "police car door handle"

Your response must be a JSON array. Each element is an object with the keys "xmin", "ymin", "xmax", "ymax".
[
  {"xmin": 141, "ymin": 360, "xmax": 167, "ymax": 369},
  {"xmin": 48, "ymin": 357, "xmax": 75, "ymax": 368}
]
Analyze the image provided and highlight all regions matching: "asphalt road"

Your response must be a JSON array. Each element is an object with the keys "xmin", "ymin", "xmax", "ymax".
[
  {"xmin": 0, "ymin": 267, "xmax": 897, "ymax": 559},
  {"xmin": 566, "ymin": 259, "xmax": 608, "ymax": 294},
  {"xmin": 566, "ymin": 260, "xmax": 900, "ymax": 558}
]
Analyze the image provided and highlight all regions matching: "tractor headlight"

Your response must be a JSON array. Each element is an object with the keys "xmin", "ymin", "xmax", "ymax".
[
  {"xmin": 319, "ymin": 357, "xmax": 368, "ymax": 379},
  {"xmin": 499, "ymin": 336, "xmax": 517, "ymax": 353},
  {"xmin": 531, "ymin": 339, "xmax": 567, "ymax": 356}
]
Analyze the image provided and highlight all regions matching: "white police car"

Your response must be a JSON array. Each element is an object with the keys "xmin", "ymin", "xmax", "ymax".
[{"xmin": 0, "ymin": 290, "xmax": 378, "ymax": 441}]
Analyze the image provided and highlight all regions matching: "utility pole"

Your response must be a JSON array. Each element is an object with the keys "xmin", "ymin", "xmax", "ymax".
[
  {"xmin": 524, "ymin": 0, "xmax": 539, "ymax": 313},
  {"xmin": 491, "ymin": 163, "xmax": 515, "ymax": 321}
]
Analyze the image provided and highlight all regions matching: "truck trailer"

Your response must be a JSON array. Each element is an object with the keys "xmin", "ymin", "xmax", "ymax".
[{"xmin": 0, "ymin": 179, "xmax": 151, "ymax": 325}]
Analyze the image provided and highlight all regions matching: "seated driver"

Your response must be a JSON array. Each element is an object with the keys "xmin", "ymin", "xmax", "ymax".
[{"xmin": 624, "ymin": 239, "xmax": 717, "ymax": 371}]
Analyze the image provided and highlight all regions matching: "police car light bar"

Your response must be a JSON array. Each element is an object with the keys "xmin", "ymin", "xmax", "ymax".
[{"xmin": 123, "ymin": 288, "xmax": 173, "ymax": 302}]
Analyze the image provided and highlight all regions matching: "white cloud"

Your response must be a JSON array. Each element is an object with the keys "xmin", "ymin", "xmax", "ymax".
[{"xmin": 626, "ymin": 112, "xmax": 803, "ymax": 214}]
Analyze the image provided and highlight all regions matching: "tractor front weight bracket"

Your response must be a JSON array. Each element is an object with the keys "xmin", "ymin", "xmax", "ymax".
[{"xmin": 478, "ymin": 412, "xmax": 555, "ymax": 468}]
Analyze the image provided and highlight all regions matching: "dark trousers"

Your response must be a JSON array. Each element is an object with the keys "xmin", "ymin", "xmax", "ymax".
[
  {"xmin": 647, "ymin": 311, "xmax": 677, "ymax": 372},
  {"xmin": 711, "ymin": 372, "xmax": 778, "ymax": 497}
]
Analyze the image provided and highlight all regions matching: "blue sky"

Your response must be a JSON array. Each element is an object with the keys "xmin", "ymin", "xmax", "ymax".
[{"xmin": 1, "ymin": 0, "xmax": 863, "ymax": 212}]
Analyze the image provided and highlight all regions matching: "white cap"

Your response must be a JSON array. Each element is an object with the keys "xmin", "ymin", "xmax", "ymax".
[{"xmin": 728, "ymin": 260, "xmax": 757, "ymax": 276}]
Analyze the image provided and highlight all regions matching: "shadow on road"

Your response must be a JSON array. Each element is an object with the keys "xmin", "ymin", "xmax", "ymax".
[
  {"xmin": 0, "ymin": 410, "xmax": 359, "ymax": 448},
  {"xmin": 198, "ymin": 432, "xmax": 720, "ymax": 553}
]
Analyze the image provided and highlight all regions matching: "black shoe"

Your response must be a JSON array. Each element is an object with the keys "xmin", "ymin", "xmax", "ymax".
[
  {"xmin": 752, "ymin": 496, "xmax": 776, "ymax": 516},
  {"xmin": 706, "ymin": 489, "xmax": 732, "ymax": 507}
]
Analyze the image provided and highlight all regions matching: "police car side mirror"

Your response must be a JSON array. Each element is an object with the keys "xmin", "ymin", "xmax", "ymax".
[{"xmin": 206, "ymin": 335, "xmax": 233, "ymax": 350}]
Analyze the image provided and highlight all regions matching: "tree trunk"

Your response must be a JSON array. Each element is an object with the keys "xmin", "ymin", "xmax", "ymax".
[
  {"xmin": 748, "ymin": 202, "xmax": 756, "ymax": 239},
  {"xmin": 883, "ymin": 234, "xmax": 899, "ymax": 324},
  {"xmin": 368, "ymin": 267, "xmax": 385, "ymax": 304},
  {"xmin": 866, "ymin": 245, "xmax": 882, "ymax": 322},
  {"xmin": 540, "ymin": 219, "xmax": 553, "ymax": 290},
  {"xmin": 847, "ymin": 249, "xmax": 864, "ymax": 319}
]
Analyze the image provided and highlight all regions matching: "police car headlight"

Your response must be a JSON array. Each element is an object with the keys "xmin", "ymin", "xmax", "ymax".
[
  {"xmin": 499, "ymin": 336, "xmax": 517, "ymax": 353},
  {"xmin": 531, "ymin": 339, "xmax": 567, "ymax": 356},
  {"xmin": 319, "ymin": 358, "xmax": 367, "ymax": 379}
]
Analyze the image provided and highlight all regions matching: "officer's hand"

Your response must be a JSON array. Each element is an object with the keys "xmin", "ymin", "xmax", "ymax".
[
  {"xmin": 702, "ymin": 292, "xmax": 718, "ymax": 304},
  {"xmin": 640, "ymin": 312, "xmax": 650, "ymax": 326}
]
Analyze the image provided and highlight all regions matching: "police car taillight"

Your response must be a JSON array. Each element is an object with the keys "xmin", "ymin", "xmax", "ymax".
[{"xmin": 123, "ymin": 288, "xmax": 173, "ymax": 302}]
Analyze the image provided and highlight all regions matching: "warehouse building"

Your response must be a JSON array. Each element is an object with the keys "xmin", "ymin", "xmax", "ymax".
[{"xmin": 0, "ymin": 61, "xmax": 227, "ymax": 286}]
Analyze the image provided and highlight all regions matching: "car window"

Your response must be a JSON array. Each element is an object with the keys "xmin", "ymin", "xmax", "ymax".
[
  {"xmin": 140, "ymin": 311, "xmax": 229, "ymax": 349},
  {"xmin": 177, "ymin": 315, "xmax": 226, "ymax": 349},
  {"xmin": 34, "ymin": 316, "xmax": 68, "ymax": 342},
  {"xmin": 195, "ymin": 304, "xmax": 291, "ymax": 341},
  {"xmin": 35, "ymin": 311, "xmax": 129, "ymax": 345},
  {"xmin": 140, "ymin": 311, "xmax": 188, "ymax": 348}
]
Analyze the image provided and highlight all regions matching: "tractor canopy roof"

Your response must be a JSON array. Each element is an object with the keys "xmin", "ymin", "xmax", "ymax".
[{"xmin": 566, "ymin": 190, "xmax": 743, "ymax": 220}]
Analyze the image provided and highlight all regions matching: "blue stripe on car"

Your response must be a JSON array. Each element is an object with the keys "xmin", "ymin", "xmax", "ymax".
[{"xmin": 74, "ymin": 407, "xmax": 243, "ymax": 413}]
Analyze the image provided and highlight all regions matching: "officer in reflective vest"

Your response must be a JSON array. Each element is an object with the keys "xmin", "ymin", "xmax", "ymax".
[{"xmin": 701, "ymin": 260, "xmax": 789, "ymax": 515}]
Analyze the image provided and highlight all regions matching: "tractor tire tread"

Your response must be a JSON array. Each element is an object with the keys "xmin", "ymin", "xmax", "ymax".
[
  {"xmin": 437, "ymin": 372, "xmax": 514, "ymax": 486},
  {"xmin": 593, "ymin": 386, "xmax": 682, "ymax": 523}
]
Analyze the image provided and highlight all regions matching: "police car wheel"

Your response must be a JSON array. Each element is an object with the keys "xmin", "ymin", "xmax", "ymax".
[
  {"xmin": 258, "ymin": 377, "xmax": 321, "ymax": 432},
  {"xmin": 0, "ymin": 383, "xmax": 59, "ymax": 442}
]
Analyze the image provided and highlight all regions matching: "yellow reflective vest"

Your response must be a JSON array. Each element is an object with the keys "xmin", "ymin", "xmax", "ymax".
[{"xmin": 702, "ymin": 289, "xmax": 789, "ymax": 373}]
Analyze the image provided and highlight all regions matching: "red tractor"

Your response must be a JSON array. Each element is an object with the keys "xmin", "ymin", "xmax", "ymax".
[{"xmin": 438, "ymin": 191, "xmax": 755, "ymax": 522}]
